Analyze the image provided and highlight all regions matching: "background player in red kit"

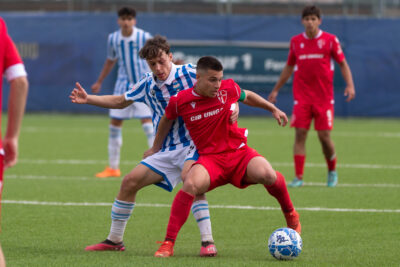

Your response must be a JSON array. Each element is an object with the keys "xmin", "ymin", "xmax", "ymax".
[
  {"xmin": 0, "ymin": 18, "xmax": 29, "ymax": 266},
  {"xmin": 268, "ymin": 5, "xmax": 355, "ymax": 187},
  {"xmin": 145, "ymin": 56, "xmax": 301, "ymax": 257}
]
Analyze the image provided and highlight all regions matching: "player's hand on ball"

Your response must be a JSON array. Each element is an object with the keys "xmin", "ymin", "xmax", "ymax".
[{"xmin": 70, "ymin": 82, "xmax": 88, "ymax": 104}]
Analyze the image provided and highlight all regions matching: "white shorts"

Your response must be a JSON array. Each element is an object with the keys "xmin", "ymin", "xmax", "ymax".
[
  {"xmin": 109, "ymin": 102, "xmax": 152, "ymax": 120},
  {"xmin": 140, "ymin": 143, "xmax": 198, "ymax": 192}
]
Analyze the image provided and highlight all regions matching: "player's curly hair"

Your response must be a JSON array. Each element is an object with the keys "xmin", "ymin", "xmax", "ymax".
[
  {"xmin": 139, "ymin": 35, "xmax": 170, "ymax": 60},
  {"xmin": 302, "ymin": 5, "xmax": 321, "ymax": 19}
]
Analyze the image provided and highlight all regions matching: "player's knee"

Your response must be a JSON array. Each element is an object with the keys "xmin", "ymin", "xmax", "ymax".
[
  {"xmin": 182, "ymin": 178, "xmax": 200, "ymax": 195},
  {"xmin": 120, "ymin": 173, "xmax": 141, "ymax": 192},
  {"xmin": 261, "ymin": 167, "xmax": 277, "ymax": 186}
]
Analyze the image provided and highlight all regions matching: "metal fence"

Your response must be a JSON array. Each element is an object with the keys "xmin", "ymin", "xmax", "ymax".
[{"xmin": 0, "ymin": 0, "xmax": 399, "ymax": 17}]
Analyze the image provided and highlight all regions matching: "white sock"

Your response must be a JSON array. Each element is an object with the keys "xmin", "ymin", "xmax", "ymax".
[
  {"xmin": 107, "ymin": 199, "xmax": 135, "ymax": 243},
  {"xmin": 191, "ymin": 200, "xmax": 214, "ymax": 242},
  {"xmin": 108, "ymin": 125, "xmax": 122, "ymax": 169},
  {"xmin": 142, "ymin": 122, "xmax": 154, "ymax": 148}
]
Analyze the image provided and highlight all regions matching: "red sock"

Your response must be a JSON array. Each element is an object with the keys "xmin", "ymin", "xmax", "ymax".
[
  {"xmin": 165, "ymin": 190, "xmax": 195, "ymax": 242},
  {"xmin": 294, "ymin": 154, "xmax": 305, "ymax": 179},
  {"xmin": 265, "ymin": 171, "xmax": 294, "ymax": 213},
  {"xmin": 326, "ymin": 155, "xmax": 337, "ymax": 171}
]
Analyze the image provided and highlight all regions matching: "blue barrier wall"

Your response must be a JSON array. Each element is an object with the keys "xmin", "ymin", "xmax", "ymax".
[{"xmin": 1, "ymin": 12, "xmax": 400, "ymax": 117}]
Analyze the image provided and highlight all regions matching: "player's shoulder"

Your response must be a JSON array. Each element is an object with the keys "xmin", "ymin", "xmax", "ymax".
[
  {"xmin": 321, "ymin": 31, "xmax": 339, "ymax": 41},
  {"xmin": 179, "ymin": 63, "xmax": 196, "ymax": 72},
  {"xmin": 0, "ymin": 17, "xmax": 7, "ymax": 35},
  {"xmin": 291, "ymin": 33, "xmax": 304, "ymax": 42},
  {"xmin": 221, "ymin": 78, "xmax": 236, "ymax": 88}
]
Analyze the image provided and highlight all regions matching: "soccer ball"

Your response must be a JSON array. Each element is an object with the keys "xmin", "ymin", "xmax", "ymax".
[{"xmin": 268, "ymin": 227, "xmax": 302, "ymax": 260}]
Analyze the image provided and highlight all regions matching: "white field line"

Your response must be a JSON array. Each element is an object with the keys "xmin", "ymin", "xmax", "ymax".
[
  {"xmin": 2, "ymin": 200, "xmax": 399, "ymax": 213},
  {"xmin": 22, "ymin": 126, "xmax": 400, "ymax": 138},
  {"xmin": 5, "ymin": 174, "xmax": 400, "ymax": 188},
  {"xmin": 17, "ymin": 158, "xmax": 400, "ymax": 170}
]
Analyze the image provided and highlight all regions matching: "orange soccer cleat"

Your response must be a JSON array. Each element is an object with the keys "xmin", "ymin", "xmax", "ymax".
[
  {"xmin": 95, "ymin": 166, "xmax": 121, "ymax": 178},
  {"xmin": 154, "ymin": 241, "xmax": 174, "ymax": 257},
  {"xmin": 284, "ymin": 209, "xmax": 302, "ymax": 235}
]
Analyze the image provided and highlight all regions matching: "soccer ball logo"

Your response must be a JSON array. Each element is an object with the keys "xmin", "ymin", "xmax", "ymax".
[{"xmin": 268, "ymin": 228, "xmax": 302, "ymax": 260}]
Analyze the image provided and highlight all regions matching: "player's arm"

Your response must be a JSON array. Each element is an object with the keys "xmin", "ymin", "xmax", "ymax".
[
  {"xmin": 91, "ymin": 59, "xmax": 117, "ymax": 93},
  {"xmin": 143, "ymin": 115, "xmax": 174, "ymax": 158},
  {"xmin": 242, "ymin": 89, "xmax": 288, "ymax": 127},
  {"xmin": 70, "ymin": 82, "xmax": 133, "ymax": 109},
  {"xmin": 4, "ymin": 76, "xmax": 29, "ymax": 169},
  {"xmin": 338, "ymin": 59, "xmax": 356, "ymax": 102},
  {"xmin": 268, "ymin": 64, "xmax": 294, "ymax": 103}
]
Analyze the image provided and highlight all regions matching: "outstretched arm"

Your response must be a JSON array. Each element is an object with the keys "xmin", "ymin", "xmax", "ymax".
[
  {"xmin": 243, "ymin": 90, "xmax": 288, "ymax": 126},
  {"xmin": 143, "ymin": 115, "xmax": 174, "ymax": 158},
  {"xmin": 268, "ymin": 64, "xmax": 294, "ymax": 103},
  {"xmin": 70, "ymin": 82, "xmax": 133, "ymax": 109},
  {"xmin": 338, "ymin": 59, "xmax": 355, "ymax": 102}
]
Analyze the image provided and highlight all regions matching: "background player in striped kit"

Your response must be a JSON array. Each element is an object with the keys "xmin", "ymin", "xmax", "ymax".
[
  {"xmin": 70, "ymin": 36, "xmax": 239, "ymax": 256},
  {"xmin": 268, "ymin": 5, "xmax": 355, "ymax": 187},
  {"xmin": 91, "ymin": 7, "xmax": 154, "ymax": 178},
  {"xmin": 0, "ymin": 17, "xmax": 29, "ymax": 266}
]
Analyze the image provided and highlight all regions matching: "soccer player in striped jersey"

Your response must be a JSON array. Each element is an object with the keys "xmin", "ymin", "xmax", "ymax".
[
  {"xmin": 91, "ymin": 7, "xmax": 154, "ymax": 178},
  {"xmin": 268, "ymin": 5, "xmax": 356, "ymax": 187},
  {"xmin": 149, "ymin": 56, "xmax": 300, "ymax": 257},
  {"xmin": 70, "ymin": 36, "xmax": 239, "ymax": 256}
]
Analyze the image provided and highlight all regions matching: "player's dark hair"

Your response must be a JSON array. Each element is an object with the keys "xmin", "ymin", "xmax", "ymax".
[
  {"xmin": 302, "ymin": 5, "xmax": 321, "ymax": 19},
  {"xmin": 139, "ymin": 35, "xmax": 170, "ymax": 60},
  {"xmin": 197, "ymin": 56, "xmax": 223, "ymax": 72},
  {"xmin": 118, "ymin": 7, "xmax": 136, "ymax": 18}
]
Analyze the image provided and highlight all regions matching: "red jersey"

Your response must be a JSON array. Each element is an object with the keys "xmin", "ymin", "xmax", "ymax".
[
  {"xmin": 0, "ymin": 18, "xmax": 25, "ymax": 149},
  {"xmin": 287, "ymin": 30, "xmax": 345, "ymax": 104},
  {"xmin": 165, "ymin": 79, "xmax": 247, "ymax": 155}
]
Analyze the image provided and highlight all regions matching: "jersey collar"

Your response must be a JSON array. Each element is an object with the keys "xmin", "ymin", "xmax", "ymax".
[{"xmin": 302, "ymin": 29, "xmax": 323, "ymax": 39}]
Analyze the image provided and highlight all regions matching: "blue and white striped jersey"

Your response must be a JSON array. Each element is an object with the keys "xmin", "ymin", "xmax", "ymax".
[
  {"xmin": 107, "ymin": 26, "xmax": 152, "ymax": 94},
  {"xmin": 125, "ymin": 63, "xmax": 197, "ymax": 151}
]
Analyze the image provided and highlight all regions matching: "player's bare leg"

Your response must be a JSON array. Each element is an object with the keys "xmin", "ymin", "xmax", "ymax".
[
  {"xmin": 317, "ymin": 130, "xmax": 338, "ymax": 187},
  {"xmin": 96, "ymin": 118, "xmax": 124, "ymax": 178},
  {"xmin": 244, "ymin": 156, "xmax": 301, "ymax": 234},
  {"xmin": 290, "ymin": 128, "xmax": 308, "ymax": 187}
]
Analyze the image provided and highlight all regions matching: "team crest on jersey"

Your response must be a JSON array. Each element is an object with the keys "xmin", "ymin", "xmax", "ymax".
[
  {"xmin": 190, "ymin": 102, "xmax": 196, "ymax": 109},
  {"xmin": 317, "ymin": 39, "xmax": 325, "ymax": 49},
  {"xmin": 172, "ymin": 81, "xmax": 181, "ymax": 92},
  {"xmin": 150, "ymin": 89, "xmax": 156, "ymax": 96},
  {"xmin": 217, "ymin": 90, "xmax": 227, "ymax": 104}
]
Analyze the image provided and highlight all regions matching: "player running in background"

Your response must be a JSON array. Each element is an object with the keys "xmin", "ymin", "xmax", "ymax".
[
  {"xmin": 0, "ymin": 17, "xmax": 29, "ymax": 266},
  {"xmin": 91, "ymin": 7, "xmax": 154, "ymax": 178},
  {"xmin": 268, "ymin": 5, "xmax": 355, "ymax": 187},
  {"xmin": 70, "ymin": 36, "xmax": 239, "ymax": 256},
  {"xmin": 147, "ymin": 56, "xmax": 300, "ymax": 257}
]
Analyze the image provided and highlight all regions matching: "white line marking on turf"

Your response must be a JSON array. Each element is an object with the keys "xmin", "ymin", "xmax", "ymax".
[
  {"xmin": 2, "ymin": 200, "xmax": 400, "ymax": 213},
  {"xmin": 16, "ymin": 159, "xmax": 400, "ymax": 170},
  {"xmin": 5, "ymin": 174, "xmax": 400, "ymax": 188}
]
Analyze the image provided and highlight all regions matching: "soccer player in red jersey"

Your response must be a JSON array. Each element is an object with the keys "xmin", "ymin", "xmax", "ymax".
[
  {"xmin": 0, "ymin": 17, "xmax": 29, "ymax": 266},
  {"xmin": 268, "ymin": 5, "xmax": 356, "ymax": 187},
  {"xmin": 145, "ymin": 56, "xmax": 301, "ymax": 257}
]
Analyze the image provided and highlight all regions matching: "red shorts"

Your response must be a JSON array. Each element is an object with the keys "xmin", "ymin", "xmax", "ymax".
[
  {"xmin": 291, "ymin": 101, "xmax": 334, "ymax": 131},
  {"xmin": 195, "ymin": 145, "xmax": 261, "ymax": 191}
]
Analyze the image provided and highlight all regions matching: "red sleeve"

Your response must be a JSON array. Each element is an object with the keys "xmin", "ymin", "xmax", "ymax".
[
  {"xmin": 231, "ymin": 80, "xmax": 241, "ymax": 101},
  {"xmin": 331, "ymin": 35, "xmax": 345, "ymax": 63},
  {"xmin": 2, "ymin": 20, "xmax": 23, "ymax": 70},
  {"xmin": 287, "ymin": 38, "xmax": 296, "ymax": 66},
  {"xmin": 165, "ymin": 95, "xmax": 179, "ymax": 120}
]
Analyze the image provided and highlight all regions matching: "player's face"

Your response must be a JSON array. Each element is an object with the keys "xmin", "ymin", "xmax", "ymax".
[
  {"xmin": 302, "ymin": 15, "xmax": 321, "ymax": 35},
  {"xmin": 146, "ymin": 51, "xmax": 173, "ymax": 81},
  {"xmin": 118, "ymin": 15, "xmax": 136, "ymax": 32},
  {"xmin": 196, "ymin": 69, "xmax": 223, "ymax": 98}
]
